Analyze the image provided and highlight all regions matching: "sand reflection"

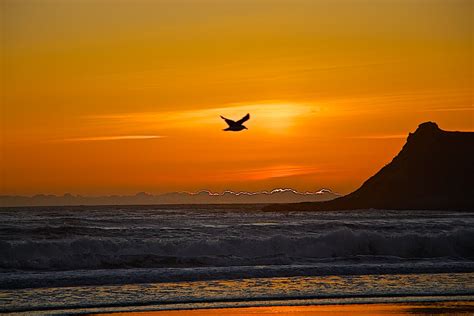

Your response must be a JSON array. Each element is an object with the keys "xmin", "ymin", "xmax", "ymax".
[{"xmin": 92, "ymin": 301, "xmax": 474, "ymax": 316}]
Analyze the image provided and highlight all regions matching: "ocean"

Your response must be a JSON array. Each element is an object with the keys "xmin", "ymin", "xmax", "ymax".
[{"xmin": 1, "ymin": 205, "xmax": 473, "ymax": 314}]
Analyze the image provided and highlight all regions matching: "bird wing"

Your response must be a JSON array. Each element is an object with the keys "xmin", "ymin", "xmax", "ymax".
[
  {"xmin": 220, "ymin": 115, "xmax": 236, "ymax": 127},
  {"xmin": 236, "ymin": 113, "xmax": 250, "ymax": 125}
]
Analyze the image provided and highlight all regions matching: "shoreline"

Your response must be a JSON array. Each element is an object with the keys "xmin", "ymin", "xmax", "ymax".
[
  {"xmin": 3, "ymin": 272, "xmax": 473, "ymax": 314},
  {"xmin": 4, "ymin": 262, "xmax": 474, "ymax": 290}
]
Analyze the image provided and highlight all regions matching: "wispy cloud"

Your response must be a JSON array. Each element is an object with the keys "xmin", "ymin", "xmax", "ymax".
[
  {"xmin": 417, "ymin": 106, "xmax": 473, "ymax": 112},
  {"xmin": 61, "ymin": 135, "xmax": 165, "ymax": 142},
  {"xmin": 85, "ymin": 101, "xmax": 314, "ymax": 133},
  {"xmin": 223, "ymin": 165, "xmax": 325, "ymax": 181},
  {"xmin": 348, "ymin": 134, "xmax": 407, "ymax": 140}
]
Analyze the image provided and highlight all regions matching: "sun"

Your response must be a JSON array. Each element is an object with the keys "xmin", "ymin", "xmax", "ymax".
[{"xmin": 211, "ymin": 101, "xmax": 315, "ymax": 133}]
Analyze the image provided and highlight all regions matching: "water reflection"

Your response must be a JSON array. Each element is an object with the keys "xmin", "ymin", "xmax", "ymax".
[{"xmin": 2, "ymin": 273, "xmax": 473, "ymax": 313}]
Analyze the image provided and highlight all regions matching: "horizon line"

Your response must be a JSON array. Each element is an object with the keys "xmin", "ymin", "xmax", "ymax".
[{"xmin": 1, "ymin": 187, "xmax": 340, "ymax": 198}]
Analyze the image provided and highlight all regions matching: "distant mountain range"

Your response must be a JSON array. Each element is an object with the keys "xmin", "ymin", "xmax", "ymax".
[
  {"xmin": 0, "ymin": 188, "xmax": 340, "ymax": 207},
  {"xmin": 265, "ymin": 122, "xmax": 474, "ymax": 211}
]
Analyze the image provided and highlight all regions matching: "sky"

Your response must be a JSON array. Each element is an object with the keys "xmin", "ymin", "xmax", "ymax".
[{"xmin": 1, "ymin": 0, "xmax": 472, "ymax": 196}]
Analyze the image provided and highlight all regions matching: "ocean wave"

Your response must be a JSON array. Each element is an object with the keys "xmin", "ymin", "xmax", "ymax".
[
  {"xmin": 1, "ymin": 227, "xmax": 473, "ymax": 271},
  {"xmin": 2, "ymin": 261, "xmax": 474, "ymax": 290}
]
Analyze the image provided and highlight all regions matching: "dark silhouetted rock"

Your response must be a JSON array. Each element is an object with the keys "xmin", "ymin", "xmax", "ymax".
[{"xmin": 265, "ymin": 122, "xmax": 474, "ymax": 211}]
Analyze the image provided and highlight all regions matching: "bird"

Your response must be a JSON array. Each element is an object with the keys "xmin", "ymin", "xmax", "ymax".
[{"xmin": 220, "ymin": 113, "xmax": 250, "ymax": 131}]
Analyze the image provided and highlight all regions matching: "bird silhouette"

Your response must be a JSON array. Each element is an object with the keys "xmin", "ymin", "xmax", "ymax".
[{"xmin": 220, "ymin": 113, "xmax": 250, "ymax": 131}]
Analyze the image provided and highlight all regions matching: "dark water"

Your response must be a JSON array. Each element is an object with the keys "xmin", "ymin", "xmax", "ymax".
[{"xmin": 0, "ymin": 206, "xmax": 473, "ymax": 314}]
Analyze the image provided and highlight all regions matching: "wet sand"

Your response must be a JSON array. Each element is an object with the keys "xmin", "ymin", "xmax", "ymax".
[{"xmin": 91, "ymin": 301, "xmax": 474, "ymax": 316}]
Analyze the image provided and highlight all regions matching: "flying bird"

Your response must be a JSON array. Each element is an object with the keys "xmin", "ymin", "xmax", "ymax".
[{"xmin": 220, "ymin": 113, "xmax": 250, "ymax": 131}]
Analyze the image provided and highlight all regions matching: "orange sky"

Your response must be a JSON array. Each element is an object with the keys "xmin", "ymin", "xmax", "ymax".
[{"xmin": 1, "ymin": 0, "xmax": 472, "ymax": 196}]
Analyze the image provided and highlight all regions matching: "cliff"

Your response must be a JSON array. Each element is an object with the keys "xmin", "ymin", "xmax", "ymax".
[{"xmin": 265, "ymin": 122, "xmax": 474, "ymax": 211}]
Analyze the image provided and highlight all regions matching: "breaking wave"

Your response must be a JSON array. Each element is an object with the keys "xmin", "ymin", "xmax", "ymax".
[{"xmin": 2, "ymin": 227, "xmax": 473, "ymax": 271}]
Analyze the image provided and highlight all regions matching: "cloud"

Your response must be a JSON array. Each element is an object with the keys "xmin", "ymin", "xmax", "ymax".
[
  {"xmin": 417, "ymin": 107, "xmax": 473, "ymax": 112},
  {"xmin": 86, "ymin": 101, "xmax": 315, "ymax": 133},
  {"xmin": 222, "ymin": 165, "xmax": 325, "ymax": 181},
  {"xmin": 0, "ymin": 188, "xmax": 340, "ymax": 207},
  {"xmin": 348, "ymin": 134, "xmax": 407, "ymax": 140},
  {"xmin": 61, "ymin": 135, "xmax": 165, "ymax": 142}
]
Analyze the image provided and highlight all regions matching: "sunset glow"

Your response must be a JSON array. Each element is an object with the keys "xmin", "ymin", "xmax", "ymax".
[{"xmin": 2, "ymin": 0, "xmax": 472, "ymax": 196}]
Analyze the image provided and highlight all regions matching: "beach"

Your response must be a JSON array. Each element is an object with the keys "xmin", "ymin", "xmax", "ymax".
[
  {"xmin": 91, "ymin": 301, "xmax": 474, "ymax": 316},
  {"xmin": 1, "ymin": 206, "xmax": 473, "ymax": 315}
]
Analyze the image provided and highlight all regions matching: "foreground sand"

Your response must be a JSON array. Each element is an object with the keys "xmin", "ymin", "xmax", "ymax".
[{"xmin": 91, "ymin": 301, "xmax": 474, "ymax": 316}]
